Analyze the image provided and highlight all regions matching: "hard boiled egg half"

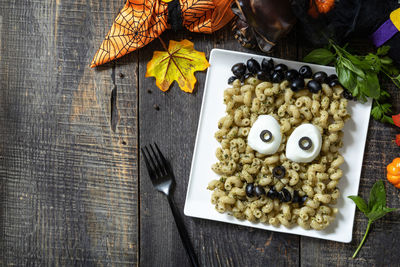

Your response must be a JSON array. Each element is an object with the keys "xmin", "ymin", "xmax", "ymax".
[
  {"xmin": 248, "ymin": 115, "xmax": 282, "ymax": 155},
  {"xmin": 286, "ymin": 123, "xmax": 322, "ymax": 163}
]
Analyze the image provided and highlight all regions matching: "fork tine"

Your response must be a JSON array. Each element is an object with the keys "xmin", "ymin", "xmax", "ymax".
[
  {"xmin": 142, "ymin": 146, "xmax": 159, "ymax": 179},
  {"xmin": 149, "ymin": 144, "xmax": 167, "ymax": 176},
  {"xmin": 154, "ymin": 143, "xmax": 170, "ymax": 173}
]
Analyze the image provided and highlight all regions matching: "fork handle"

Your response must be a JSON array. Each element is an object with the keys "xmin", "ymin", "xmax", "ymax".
[{"xmin": 167, "ymin": 196, "xmax": 199, "ymax": 267}]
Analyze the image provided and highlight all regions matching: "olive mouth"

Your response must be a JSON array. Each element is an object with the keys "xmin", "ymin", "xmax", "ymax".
[{"xmin": 272, "ymin": 166, "xmax": 286, "ymax": 179}]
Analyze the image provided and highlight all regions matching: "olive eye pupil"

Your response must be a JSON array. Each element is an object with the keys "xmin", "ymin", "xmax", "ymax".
[
  {"xmin": 299, "ymin": 136, "xmax": 312, "ymax": 150},
  {"xmin": 260, "ymin": 130, "xmax": 272, "ymax": 142}
]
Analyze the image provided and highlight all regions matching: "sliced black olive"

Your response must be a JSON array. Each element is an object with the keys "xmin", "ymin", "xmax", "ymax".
[
  {"xmin": 246, "ymin": 183, "xmax": 255, "ymax": 197},
  {"xmin": 254, "ymin": 186, "xmax": 266, "ymax": 197},
  {"xmin": 274, "ymin": 63, "xmax": 288, "ymax": 73},
  {"xmin": 260, "ymin": 130, "xmax": 272, "ymax": 142},
  {"xmin": 312, "ymin": 71, "xmax": 328, "ymax": 83},
  {"xmin": 299, "ymin": 65, "xmax": 312, "ymax": 78},
  {"xmin": 307, "ymin": 80, "xmax": 322, "ymax": 93},
  {"xmin": 292, "ymin": 190, "xmax": 300, "ymax": 203},
  {"xmin": 231, "ymin": 63, "xmax": 247, "ymax": 78},
  {"xmin": 272, "ymin": 166, "xmax": 286, "ymax": 179},
  {"xmin": 244, "ymin": 72, "xmax": 254, "ymax": 80},
  {"xmin": 257, "ymin": 70, "xmax": 270, "ymax": 81},
  {"xmin": 327, "ymin": 74, "xmax": 338, "ymax": 83},
  {"xmin": 290, "ymin": 78, "xmax": 305, "ymax": 92},
  {"xmin": 272, "ymin": 70, "xmax": 284, "ymax": 83},
  {"xmin": 247, "ymin": 58, "xmax": 261, "ymax": 74},
  {"xmin": 228, "ymin": 76, "xmax": 237, "ymax": 84},
  {"xmin": 329, "ymin": 79, "xmax": 341, "ymax": 87},
  {"xmin": 299, "ymin": 136, "xmax": 312, "ymax": 150},
  {"xmin": 299, "ymin": 195, "xmax": 308, "ymax": 205},
  {"xmin": 285, "ymin": 69, "xmax": 299, "ymax": 81},
  {"xmin": 262, "ymin": 58, "xmax": 274, "ymax": 72},
  {"xmin": 342, "ymin": 89, "xmax": 354, "ymax": 100},
  {"xmin": 267, "ymin": 187, "xmax": 279, "ymax": 199},
  {"xmin": 280, "ymin": 188, "xmax": 292, "ymax": 202}
]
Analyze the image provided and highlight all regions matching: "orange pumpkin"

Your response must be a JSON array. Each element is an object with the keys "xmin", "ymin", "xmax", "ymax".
[
  {"xmin": 308, "ymin": 0, "xmax": 335, "ymax": 18},
  {"xmin": 387, "ymin": 158, "xmax": 400, "ymax": 189}
]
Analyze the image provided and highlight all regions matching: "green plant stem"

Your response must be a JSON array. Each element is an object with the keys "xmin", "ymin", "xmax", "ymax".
[{"xmin": 352, "ymin": 220, "xmax": 372, "ymax": 258}]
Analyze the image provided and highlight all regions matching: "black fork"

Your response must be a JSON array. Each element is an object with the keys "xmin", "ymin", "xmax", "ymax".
[{"xmin": 141, "ymin": 143, "xmax": 199, "ymax": 267}]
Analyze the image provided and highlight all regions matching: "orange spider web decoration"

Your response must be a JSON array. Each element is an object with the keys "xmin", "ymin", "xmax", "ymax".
[{"xmin": 91, "ymin": 0, "xmax": 234, "ymax": 68}]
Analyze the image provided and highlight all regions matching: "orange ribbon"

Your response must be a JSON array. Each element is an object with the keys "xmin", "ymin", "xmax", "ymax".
[{"xmin": 91, "ymin": 0, "xmax": 234, "ymax": 67}]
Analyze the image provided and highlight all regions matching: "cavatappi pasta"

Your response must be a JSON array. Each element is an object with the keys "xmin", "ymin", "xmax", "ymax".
[{"xmin": 207, "ymin": 75, "xmax": 350, "ymax": 230}]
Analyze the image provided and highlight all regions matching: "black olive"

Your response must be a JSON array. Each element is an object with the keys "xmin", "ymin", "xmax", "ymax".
[
  {"xmin": 272, "ymin": 71, "xmax": 284, "ymax": 83},
  {"xmin": 231, "ymin": 63, "xmax": 246, "ymax": 78},
  {"xmin": 299, "ymin": 136, "xmax": 312, "ymax": 150},
  {"xmin": 285, "ymin": 69, "xmax": 299, "ymax": 81},
  {"xmin": 244, "ymin": 72, "xmax": 254, "ymax": 80},
  {"xmin": 254, "ymin": 186, "xmax": 266, "ymax": 197},
  {"xmin": 262, "ymin": 58, "xmax": 274, "ymax": 72},
  {"xmin": 329, "ymin": 79, "xmax": 341, "ymax": 87},
  {"xmin": 290, "ymin": 78, "xmax": 305, "ymax": 92},
  {"xmin": 260, "ymin": 130, "xmax": 272, "ymax": 142},
  {"xmin": 280, "ymin": 188, "xmax": 292, "ymax": 202},
  {"xmin": 246, "ymin": 183, "xmax": 255, "ymax": 197},
  {"xmin": 267, "ymin": 187, "xmax": 279, "ymax": 199},
  {"xmin": 312, "ymin": 71, "xmax": 328, "ymax": 84},
  {"xmin": 274, "ymin": 63, "xmax": 288, "ymax": 73},
  {"xmin": 299, "ymin": 65, "xmax": 312, "ymax": 78},
  {"xmin": 327, "ymin": 74, "xmax": 338, "ymax": 83},
  {"xmin": 299, "ymin": 195, "xmax": 308, "ymax": 205},
  {"xmin": 342, "ymin": 89, "xmax": 354, "ymax": 100},
  {"xmin": 292, "ymin": 190, "xmax": 300, "ymax": 203},
  {"xmin": 247, "ymin": 58, "xmax": 261, "ymax": 74},
  {"xmin": 257, "ymin": 70, "xmax": 270, "ymax": 81},
  {"xmin": 272, "ymin": 166, "xmax": 286, "ymax": 179},
  {"xmin": 307, "ymin": 80, "xmax": 322, "ymax": 93},
  {"xmin": 228, "ymin": 76, "xmax": 237, "ymax": 84}
]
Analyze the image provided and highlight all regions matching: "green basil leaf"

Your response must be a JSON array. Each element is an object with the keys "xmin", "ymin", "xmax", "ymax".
[
  {"xmin": 377, "ymin": 46, "xmax": 390, "ymax": 56},
  {"xmin": 303, "ymin": 48, "xmax": 335, "ymax": 65},
  {"xmin": 336, "ymin": 62, "xmax": 356, "ymax": 91},
  {"xmin": 368, "ymin": 180, "xmax": 386, "ymax": 211},
  {"xmin": 348, "ymin": 196, "xmax": 370, "ymax": 214},
  {"xmin": 358, "ymin": 72, "xmax": 380, "ymax": 99},
  {"xmin": 341, "ymin": 57, "xmax": 366, "ymax": 78},
  {"xmin": 366, "ymin": 209, "xmax": 394, "ymax": 221}
]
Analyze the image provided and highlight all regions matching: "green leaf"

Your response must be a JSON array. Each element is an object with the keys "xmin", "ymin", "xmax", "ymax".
[
  {"xmin": 366, "ymin": 209, "xmax": 395, "ymax": 221},
  {"xmin": 377, "ymin": 46, "xmax": 390, "ymax": 56},
  {"xmin": 303, "ymin": 48, "xmax": 335, "ymax": 65},
  {"xmin": 348, "ymin": 196, "xmax": 370, "ymax": 214},
  {"xmin": 361, "ymin": 72, "xmax": 380, "ymax": 98},
  {"xmin": 336, "ymin": 61, "xmax": 356, "ymax": 91},
  {"xmin": 368, "ymin": 180, "xmax": 386, "ymax": 211},
  {"xmin": 341, "ymin": 57, "xmax": 365, "ymax": 78}
]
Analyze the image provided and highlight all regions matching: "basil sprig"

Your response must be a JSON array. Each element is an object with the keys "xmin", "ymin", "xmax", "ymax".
[
  {"xmin": 304, "ymin": 41, "xmax": 400, "ymax": 124},
  {"xmin": 348, "ymin": 180, "xmax": 396, "ymax": 258}
]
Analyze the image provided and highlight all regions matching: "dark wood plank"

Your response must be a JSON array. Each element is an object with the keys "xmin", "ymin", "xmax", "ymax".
[
  {"xmin": 138, "ymin": 27, "xmax": 300, "ymax": 266},
  {"xmin": 0, "ymin": 1, "xmax": 138, "ymax": 265},
  {"xmin": 299, "ymin": 40, "xmax": 400, "ymax": 266}
]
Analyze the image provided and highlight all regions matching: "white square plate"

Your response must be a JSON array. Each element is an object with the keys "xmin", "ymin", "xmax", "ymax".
[{"xmin": 184, "ymin": 49, "xmax": 372, "ymax": 243}]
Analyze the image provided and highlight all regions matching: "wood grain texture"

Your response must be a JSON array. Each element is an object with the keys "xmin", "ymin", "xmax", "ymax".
[
  {"xmin": 2, "ymin": 0, "xmax": 400, "ymax": 266},
  {"xmin": 0, "ymin": 0, "xmax": 138, "ymax": 265}
]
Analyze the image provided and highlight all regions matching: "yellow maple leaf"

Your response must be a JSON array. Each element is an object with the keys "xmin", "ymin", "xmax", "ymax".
[{"xmin": 146, "ymin": 39, "xmax": 210, "ymax": 93}]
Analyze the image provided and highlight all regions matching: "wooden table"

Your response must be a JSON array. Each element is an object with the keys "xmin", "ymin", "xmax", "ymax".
[{"xmin": 1, "ymin": 1, "xmax": 400, "ymax": 266}]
